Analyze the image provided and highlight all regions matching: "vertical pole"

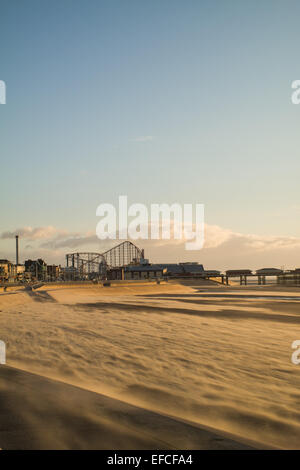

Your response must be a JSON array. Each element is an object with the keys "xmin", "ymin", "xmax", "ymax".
[{"xmin": 16, "ymin": 235, "xmax": 19, "ymax": 267}]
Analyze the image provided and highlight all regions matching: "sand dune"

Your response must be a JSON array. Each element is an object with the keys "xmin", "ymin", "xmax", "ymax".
[
  {"xmin": 1, "ymin": 282, "xmax": 300, "ymax": 449},
  {"xmin": 0, "ymin": 365, "xmax": 254, "ymax": 450}
]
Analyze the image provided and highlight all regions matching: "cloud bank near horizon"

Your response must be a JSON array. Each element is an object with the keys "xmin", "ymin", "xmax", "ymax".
[{"xmin": 1, "ymin": 224, "xmax": 300, "ymax": 270}]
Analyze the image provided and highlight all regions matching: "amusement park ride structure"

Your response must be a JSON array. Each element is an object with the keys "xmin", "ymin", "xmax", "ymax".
[{"xmin": 65, "ymin": 240, "xmax": 144, "ymax": 278}]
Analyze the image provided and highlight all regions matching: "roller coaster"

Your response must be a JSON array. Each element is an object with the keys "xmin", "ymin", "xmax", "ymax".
[{"xmin": 65, "ymin": 241, "xmax": 144, "ymax": 278}]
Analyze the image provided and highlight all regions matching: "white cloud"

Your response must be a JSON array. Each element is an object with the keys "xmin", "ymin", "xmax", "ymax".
[
  {"xmin": 203, "ymin": 226, "xmax": 300, "ymax": 252},
  {"xmin": 129, "ymin": 136, "xmax": 154, "ymax": 142},
  {"xmin": 0, "ymin": 226, "xmax": 69, "ymax": 240}
]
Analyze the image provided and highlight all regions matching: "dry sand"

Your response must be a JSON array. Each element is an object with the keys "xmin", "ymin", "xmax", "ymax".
[{"xmin": 0, "ymin": 280, "xmax": 300, "ymax": 449}]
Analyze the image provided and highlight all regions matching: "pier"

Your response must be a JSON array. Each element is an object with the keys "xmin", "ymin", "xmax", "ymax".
[{"xmin": 204, "ymin": 268, "xmax": 300, "ymax": 286}]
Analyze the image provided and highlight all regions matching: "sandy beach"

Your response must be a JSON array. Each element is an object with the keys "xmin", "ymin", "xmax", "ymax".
[{"xmin": 0, "ymin": 281, "xmax": 300, "ymax": 449}]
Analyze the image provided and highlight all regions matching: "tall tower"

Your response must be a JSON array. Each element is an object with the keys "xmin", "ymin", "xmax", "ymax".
[{"xmin": 16, "ymin": 235, "xmax": 19, "ymax": 266}]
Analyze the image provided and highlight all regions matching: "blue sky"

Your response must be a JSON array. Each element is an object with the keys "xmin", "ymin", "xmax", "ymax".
[{"xmin": 1, "ymin": 0, "xmax": 300, "ymax": 267}]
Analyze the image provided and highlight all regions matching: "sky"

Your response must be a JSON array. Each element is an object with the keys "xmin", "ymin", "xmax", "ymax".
[{"xmin": 1, "ymin": 0, "xmax": 300, "ymax": 269}]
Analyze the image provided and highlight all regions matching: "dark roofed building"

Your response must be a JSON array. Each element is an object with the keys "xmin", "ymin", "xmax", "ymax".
[{"xmin": 25, "ymin": 259, "xmax": 47, "ymax": 280}]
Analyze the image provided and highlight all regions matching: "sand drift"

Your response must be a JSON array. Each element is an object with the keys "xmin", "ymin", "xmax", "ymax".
[{"xmin": 0, "ymin": 281, "xmax": 300, "ymax": 449}]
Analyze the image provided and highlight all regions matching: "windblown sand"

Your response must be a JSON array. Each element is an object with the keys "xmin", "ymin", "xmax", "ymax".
[{"xmin": 1, "ymin": 281, "xmax": 300, "ymax": 449}]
